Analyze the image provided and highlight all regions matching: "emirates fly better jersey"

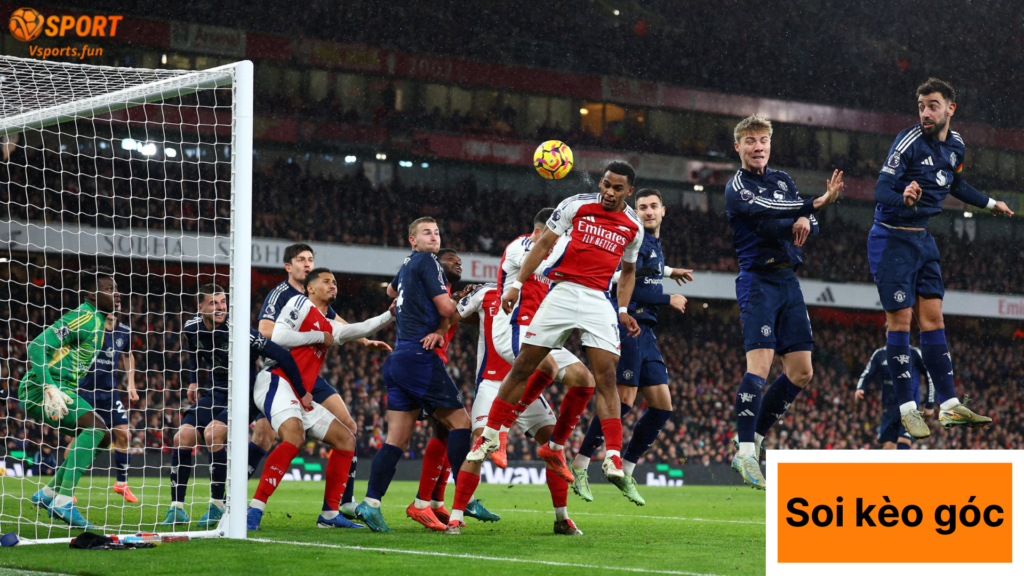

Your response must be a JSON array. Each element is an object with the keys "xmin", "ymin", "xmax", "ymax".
[
  {"xmin": 543, "ymin": 193, "xmax": 643, "ymax": 291},
  {"xmin": 498, "ymin": 234, "xmax": 553, "ymax": 327},
  {"xmin": 455, "ymin": 283, "xmax": 512, "ymax": 385}
]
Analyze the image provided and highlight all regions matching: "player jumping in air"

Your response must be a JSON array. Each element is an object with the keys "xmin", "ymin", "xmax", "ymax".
[
  {"xmin": 24, "ymin": 267, "xmax": 118, "ymax": 528},
  {"xmin": 469, "ymin": 161, "xmax": 645, "ymax": 496},
  {"xmin": 247, "ymin": 268, "xmax": 394, "ymax": 530},
  {"xmin": 870, "ymin": 78, "xmax": 1012, "ymax": 438},
  {"xmin": 725, "ymin": 115, "xmax": 843, "ymax": 489},
  {"xmin": 254, "ymin": 243, "xmax": 391, "ymax": 520},
  {"xmin": 76, "ymin": 301, "xmax": 139, "ymax": 503},
  {"xmin": 855, "ymin": 341, "xmax": 934, "ymax": 449},
  {"xmin": 571, "ymin": 188, "xmax": 693, "ymax": 503}
]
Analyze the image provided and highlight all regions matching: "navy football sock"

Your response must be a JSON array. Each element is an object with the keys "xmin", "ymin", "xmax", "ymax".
[
  {"xmin": 446, "ymin": 428, "xmax": 471, "ymax": 484},
  {"xmin": 623, "ymin": 407, "xmax": 672, "ymax": 463},
  {"xmin": 735, "ymin": 373, "xmax": 766, "ymax": 443},
  {"xmin": 341, "ymin": 456, "xmax": 357, "ymax": 505},
  {"xmin": 365, "ymin": 444, "xmax": 403, "ymax": 501},
  {"xmin": 114, "ymin": 450, "xmax": 130, "ymax": 484},
  {"xmin": 576, "ymin": 402, "xmax": 629, "ymax": 458},
  {"xmin": 886, "ymin": 331, "xmax": 914, "ymax": 406},
  {"xmin": 921, "ymin": 329, "xmax": 956, "ymax": 404},
  {"xmin": 247, "ymin": 441, "xmax": 267, "ymax": 479},
  {"xmin": 170, "ymin": 448, "xmax": 193, "ymax": 503},
  {"xmin": 755, "ymin": 374, "xmax": 803, "ymax": 437},
  {"xmin": 210, "ymin": 448, "xmax": 227, "ymax": 501}
]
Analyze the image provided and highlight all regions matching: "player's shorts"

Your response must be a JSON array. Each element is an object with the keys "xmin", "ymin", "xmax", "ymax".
[
  {"xmin": 181, "ymin": 392, "xmax": 229, "ymax": 430},
  {"xmin": 472, "ymin": 379, "xmax": 555, "ymax": 437},
  {"xmin": 77, "ymin": 390, "xmax": 129, "ymax": 428},
  {"xmin": 736, "ymin": 267, "xmax": 814, "ymax": 354},
  {"xmin": 616, "ymin": 323, "xmax": 668, "ymax": 387},
  {"xmin": 254, "ymin": 375, "xmax": 337, "ymax": 422},
  {"xmin": 252, "ymin": 370, "xmax": 336, "ymax": 442},
  {"xmin": 18, "ymin": 378, "xmax": 93, "ymax": 430},
  {"xmin": 492, "ymin": 309, "xmax": 581, "ymax": 381},
  {"xmin": 867, "ymin": 222, "xmax": 945, "ymax": 311},
  {"xmin": 519, "ymin": 281, "xmax": 620, "ymax": 356},
  {"xmin": 877, "ymin": 407, "xmax": 912, "ymax": 444},
  {"xmin": 382, "ymin": 347, "xmax": 464, "ymax": 415}
]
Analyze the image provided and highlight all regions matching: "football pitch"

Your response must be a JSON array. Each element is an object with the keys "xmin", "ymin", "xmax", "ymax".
[{"xmin": 0, "ymin": 479, "xmax": 766, "ymax": 576}]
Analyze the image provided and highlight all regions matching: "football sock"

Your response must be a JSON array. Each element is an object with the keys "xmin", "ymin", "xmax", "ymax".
[
  {"xmin": 209, "ymin": 447, "xmax": 228, "ymax": 501},
  {"xmin": 341, "ymin": 456, "xmax": 358, "ymax": 505},
  {"xmin": 735, "ymin": 373, "xmax": 766, "ymax": 455},
  {"xmin": 253, "ymin": 441, "xmax": 298, "ymax": 505},
  {"xmin": 575, "ymin": 401, "xmax": 630, "ymax": 464},
  {"xmin": 755, "ymin": 374, "xmax": 803, "ymax": 437},
  {"xmin": 897, "ymin": 442, "xmax": 911, "ymax": 450},
  {"xmin": 485, "ymin": 398, "xmax": 515, "ymax": 431},
  {"xmin": 546, "ymin": 467, "xmax": 568, "ymax": 510},
  {"xmin": 417, "ymin": 438, "xmax": 447, "ymax": 501},
  {"xmin": 247, "ymin": 441, "xmax": 267, "ymax": 479},
  {"xmin": 623, "ymin": 407, "xmax": 672, "ymax": 465},
  {"xmin": 170, "ymin": 447, "xmax": 193, "ymax": 503},
  {"xmin": 323, "ymin": 449, "xmax": 355, "ymax": 512},
  {"xmin": 921, "ymin": 329, "xmax": 958, "ymax": 406},
  {"xmin": 446, "ymin": 429, "xmax": 471, "ymax": 481},
  {"xmin": 432, "ymin": 452, "xmax": 451, "ymax": 502},
  {"xmin": 57, "ymin": 428, "xmax": 105, "ymax": 497},
  {"xmin": 452, "ymin": 470, "xmax": 481, "ymax": 513},
  {"xmin": 366, "ymin": 443, "xmax": 403, "ymax": 501},
  {"xmin": 113, "ymin": 449, "xmax": 130, "ymax": 484},
  {"xmin": 505, "ymin": 371, "xmax": 554, "ymax": 427},
  {"xmin": 551, "ymin": 386, "xmax": 595, "ymax": 445},
  {"xmin": 600, "ymin": 417, "xmax": 624, "ymax": 453},
  {"xmin": 886, "ymin": 331, "xmax": 915, "ymax": 410}
]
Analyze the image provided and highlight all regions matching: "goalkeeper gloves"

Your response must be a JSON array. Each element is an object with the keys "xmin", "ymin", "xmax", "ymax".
[{"xmin": 42, "ymin": 384, "xmax": 73, "ymax": 421}]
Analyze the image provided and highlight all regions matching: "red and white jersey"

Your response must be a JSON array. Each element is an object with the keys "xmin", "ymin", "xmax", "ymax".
[
  {"xmin": 498, "ymin": 234, "xmax": 553, "ymax": 327},
  {"xmin": 544, "ymin": 193, "xmax": 644, "ymax": 291},
  {"xmin": 271, "ymin": 294, "xmax": 393, "ymax": 392},
  {"xmin": 456, "ymin": 283, "xmax": 512, "ymax": 385}
]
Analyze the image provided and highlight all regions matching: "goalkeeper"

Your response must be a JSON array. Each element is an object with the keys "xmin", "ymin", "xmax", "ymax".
[{"xmin": 22, "ymin": 268, "xmax": 118, "ymax": 529}]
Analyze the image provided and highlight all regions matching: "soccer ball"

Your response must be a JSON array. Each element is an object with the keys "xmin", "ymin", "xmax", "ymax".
[
  {"xmin": 533, "ymin": 140, "xmax": 574, "ymax": 180},
  {"xmin": 9, "ymin": 7, "xmax": 44, "ymax": 42}
]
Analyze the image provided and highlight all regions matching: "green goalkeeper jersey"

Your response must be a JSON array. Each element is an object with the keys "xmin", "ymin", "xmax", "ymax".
[{"xmin": 20, "ymin": 301, "xmax": 107, "ymax": 392}]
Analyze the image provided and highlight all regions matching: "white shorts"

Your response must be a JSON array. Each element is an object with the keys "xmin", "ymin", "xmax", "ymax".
[
  {"xmin": 252, "ymin": 370, "xmax": 336, "ymax": 442},
  {"xmin": 492, "ymin": 307, "xmax": 582, "ymax": 381},
  {"xmin": 520, "ymin": 281, "xmax": 621, "ymax": 356},
  {"xmin": 472, "ymin": 379, "xmax": 555, "ymax": 437}
]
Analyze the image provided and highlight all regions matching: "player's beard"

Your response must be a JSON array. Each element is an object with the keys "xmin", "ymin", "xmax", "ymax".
[{"xmin": 922, "ymin": 115, "xmax": 947, "ymax": 138}]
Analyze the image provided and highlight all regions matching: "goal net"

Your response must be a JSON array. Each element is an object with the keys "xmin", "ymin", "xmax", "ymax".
[{"xmin": 0, "ymin": 56, "xmax": 252, "ymax": 542}]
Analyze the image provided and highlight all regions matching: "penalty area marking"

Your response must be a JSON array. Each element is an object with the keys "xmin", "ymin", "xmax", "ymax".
[{"xmin": 251, "ymin": 538, "xmax": 733, "ymax": 576}]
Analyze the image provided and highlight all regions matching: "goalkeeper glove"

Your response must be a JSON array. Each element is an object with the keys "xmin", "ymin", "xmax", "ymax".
[{"xmin": 42, "ymin": 384, "xmax": 73, "ymax": 421}]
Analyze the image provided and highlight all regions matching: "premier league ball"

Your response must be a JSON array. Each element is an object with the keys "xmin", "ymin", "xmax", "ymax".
[{"xmin": 533, "ymin": 140, "xmax": 574, "ymax": 180}]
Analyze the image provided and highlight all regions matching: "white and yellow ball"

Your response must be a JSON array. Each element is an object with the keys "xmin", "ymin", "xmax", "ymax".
[{"xmin": 533, "ymin": 140, "xmax": 574, "ymax": 180}]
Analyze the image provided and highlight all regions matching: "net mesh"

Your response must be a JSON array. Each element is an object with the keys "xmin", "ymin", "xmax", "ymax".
[{"xmin": 1, "ymin": 55, "xmax": 241, "ymax": 540}]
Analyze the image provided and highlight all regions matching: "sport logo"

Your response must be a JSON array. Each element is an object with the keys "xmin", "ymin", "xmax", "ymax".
[
  {"xmin": 8, "ymin": 8, "xmax": 123, "ymax": 41},
  {"xmin": 525, "ymin": 332, "xmax": 536, "ymax": 338},
  {"xmin": 761, "ymin": 325, "xmax": 772, "ymax": 337},
  {"xmin": 740, "ymin": 189, "xmax": 754, "ymax": 203},
  {"xmin": 894, "ymin": 290, "xmax": 906, "ymax": 303},
  {"xmin": 623, "ymin": 369, "xmax": 634, "ymax": 380},
  {"xmin": 9, "ymin": 7, "xmax": 43, "ymax": 41},
  {"xmin": 936, "ymin": 170, "xmax": 949, "ymax": 187}
]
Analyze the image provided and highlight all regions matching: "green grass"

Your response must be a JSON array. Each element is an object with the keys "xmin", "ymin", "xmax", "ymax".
[{"xmin": 0, "ymin": 479, "xmax": 765, "ymax": 576}]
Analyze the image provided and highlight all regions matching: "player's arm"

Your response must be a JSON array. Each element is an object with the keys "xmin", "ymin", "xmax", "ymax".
[
  {"xmin": 124, "ymin": 348, "xmax": 139, "ymax": 403},
  {"xmin": 257, "ymin": 295, "xmax": 281, "ymax": 339},
  {"xmin": 501, "ymin": 228, "xmax": 559, "ymax": 313},
  {"xmin": 184, "ymin": 332, "xmax": 200, "ymax": 404},
  {"xmin": 26, "ymin": 324, "xmax": 64, "ymax": 389},
  {"xmin": 331, "ymin": 310, "xmax": 389, "ymax": 351},
  {"xmin": 328, "ymin": 310, "xmax": 394, "ymax": 345},
  {"xmin": 387, "ymin": 274, "xmax": 399, "ymax": 299},
  {"xmin": 950, "ymin": 172, "xmax": 1014, "ymax": 216},
  {"xmin": 617, "ymin": 227, "xmax": 645, "ymax": 336},
  {"xmin": 854, "ymin": 350, "xmax": 880, "ymax": 402},
  {"xmin": 271, "ymin": 299, "xmax": 329, "ymax": 349},
  {"xmin": 874, "ymin": 139, "xmax": 922, "ymax": 207},
  {"xmin": 254, "ymin": 330, "xmax": 308, "ymax": 400}
]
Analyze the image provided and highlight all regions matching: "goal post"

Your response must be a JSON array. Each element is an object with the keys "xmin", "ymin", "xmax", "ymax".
[{"xmin": 0, "ymin": 56, "xmax": 252, "ymax": 543}]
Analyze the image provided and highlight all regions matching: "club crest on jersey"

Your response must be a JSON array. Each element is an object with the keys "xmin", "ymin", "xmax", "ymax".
[
  {"xmin": 55, "ymin": 326, "xmax": 70, "ymax": 341},
  {"xmin": 950, "ymin": 152, "xmax": 957, "ymax": 166},
  {"xmin": 740, "ymin": 189, "xmax": 754, "ymax": 203},
  {"xmin": 887, "ymin": 152, "xmax": 901, "ymax": 168},
  {"xmin": 773, "ymin": 191, "xmax": 785, "ymax": 200},
  {"xmin": 894, "ymin": 290, "xmax": 906, "ymax": 303},
  {"xmin": 779, "ymin": 180, "xmax": 788, "ymax": 192},
  {"xmin": 115, "ymin": 338, "xmax": 124, "ymax": 348},
  {"xmin": 761, "ymin": 325, "xmax": 772, "ymax": 337},
  {"xmin": 935, "ymin": 170, "xmax": 949, "ymax": 187}
]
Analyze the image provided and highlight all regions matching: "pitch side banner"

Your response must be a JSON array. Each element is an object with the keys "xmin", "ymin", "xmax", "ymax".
[
  {"xmin": 767, "ymin": 450, "xmax": 1024, "ymax": 574},
  {"xmin": 4, "ymin": 221, "xmax": 1022, "ymax": 319}
]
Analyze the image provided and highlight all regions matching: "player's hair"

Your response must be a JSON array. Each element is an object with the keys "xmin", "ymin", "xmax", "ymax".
[
  {"xmin": 408, "ymin": 217, "xmax": 437, "ymax": 238},
  {"xmin": 636, "ymin": 189, "xmax": 663, "ymax": 204},
  {"xmin": 196, "ymin": 283, "xmax": 225, "ymax": 306},
  {"xmin": 436, "ymin": 248, "xmax": 458, "ymax": 260},
  {"xmin": 916, "ymin": 77, "xmax": 956, "ymax": 103},
  {"xmin": 603, "ymin": 160, "xmax": 636, "ymax": 186},
  {"xmin": 734, "ymin": 115, "xmax": 773, "ymax": 142},
  {"xmin": 283, "ymin": 242, "xmax": 314, "ymax": 265},
  {"xmin": 534, "ymin": 207, "xmax": 555, "ymax": 227},
  {"xmin": 80, "ymin": 266, "xmax": 114, "ymax": 293},
  {"xmin": 303, "ymin": 267, "xmax": 333, "ymax": 293}
]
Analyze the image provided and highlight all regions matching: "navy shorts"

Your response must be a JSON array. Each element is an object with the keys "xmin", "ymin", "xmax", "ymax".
[
  {"xmin": 616, "ymin": 323, "xmax": 668, "ymax": 387},
  {"xmin": 382, "ymin": 348, "xmax": 463, "ymax": 415},
  {"xmin": 877, "ymin": 407, "xmax": 912, "ymax": 444},
  {"xmin": 736, "ymin": 268, "xmax": 814, "ymax": 354},
  {"xmin": 181, "ymin": 392, "xmax": 229, "ymax": 429},
  {"xmin": 867, "ymin": 223, "xmax": 944, "ymax": 311},
  {"xmin": 77, "ymin": 390, "xmax": 129, "ymax": 428}
]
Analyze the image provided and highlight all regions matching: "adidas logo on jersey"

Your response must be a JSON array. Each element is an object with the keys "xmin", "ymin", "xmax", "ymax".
[{"xmin": 922, "ymin": 156, "xmax": 934, "ymax": 166}]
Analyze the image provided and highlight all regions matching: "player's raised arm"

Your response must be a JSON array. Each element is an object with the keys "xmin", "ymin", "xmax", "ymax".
[
  {"xmin": 501, "ymin": 227, "xmax": 559, "ymax": 314},
  {"xmin": 251, "ymin": 328, "xmax": 307, "ymax": 401},
  {"xmin": 328, "ymin": 310, "xmax": 394, "ymax": 345},
  {"xmin": 271, "ymin": 298, "xmax": 329, "ymax": 349},
  {"xmin": 854, "ymin": 349, "xmax": 882, "ymax": 402}
]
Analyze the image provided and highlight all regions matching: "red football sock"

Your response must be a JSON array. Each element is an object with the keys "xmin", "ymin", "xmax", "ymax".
[
  {"xmin": 432, "ymin": 452, "xmax": 451, "ymax": 502},
  {"xmin": 485, "ymin": 398, "xmax": 515, "ymax": 431},
  {"xmin": 452, "ymin": 470, "xmax": 481, "ymax": 513},
  {"xmin": 323, "ymin": 449, "xmax": 354, "ymax": 511},
  {"xmin": 505, "ymin": 371, "xmax": 554, "ymax": 428},
  {"xmin": 417, "ymin": 438, "xmax": 447, "ymax": 501},
  {"xmin": 546, "ymin": 467, "xmax": 568, "ymax": 508},
  {"xmin": 601, "ymin": 417, "xmax": 624, "ymax": 453},
  {"xmin": 551, "ymin": 386, "xmax": 595, "ymax": 445},
  {"xmin": 253, "ymin": 441, "xmax": 299, "ymax": 505}
]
